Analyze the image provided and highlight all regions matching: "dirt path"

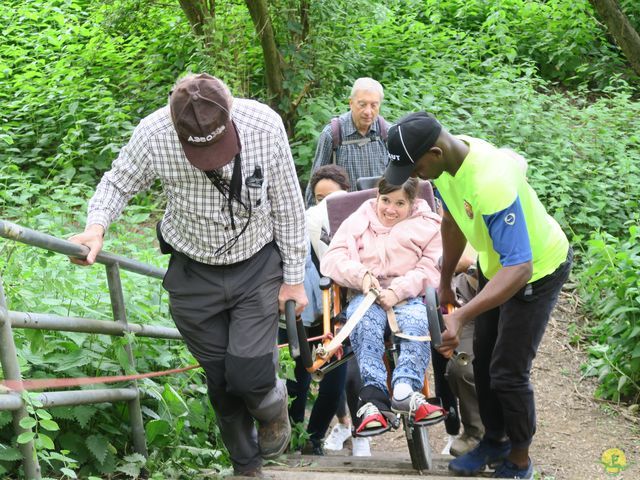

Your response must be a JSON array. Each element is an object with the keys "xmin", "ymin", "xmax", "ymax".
[{"xmin": 370, "ymin": 292, "xmax": 640, "ymax": 479}]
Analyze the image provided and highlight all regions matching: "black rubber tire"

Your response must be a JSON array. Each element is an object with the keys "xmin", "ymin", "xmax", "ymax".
[
  {"xmin": 404, "ymin": 417, "xmax": 433, "ymax": 472},
  {"xmin": 425, "ymin": 286, "xmax": 444, "ymax": 348},
  {"xmin": 391, "ymin": 327, "xmax": 433, "ymax": 471}
]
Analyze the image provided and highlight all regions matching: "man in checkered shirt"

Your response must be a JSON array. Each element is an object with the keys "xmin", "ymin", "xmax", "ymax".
[
  {"xmin": 70, "ymin": 74, "xmax": 308, "ymax": 477},
  {"xmin": 304, "ymin": 77, "xmax": 389, "ymax": 206}
]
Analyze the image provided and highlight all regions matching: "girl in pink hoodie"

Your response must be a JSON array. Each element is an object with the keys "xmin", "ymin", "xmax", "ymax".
[{"xmin": 321, "ymin": 178, "xmax": 446, "ymax": 435}]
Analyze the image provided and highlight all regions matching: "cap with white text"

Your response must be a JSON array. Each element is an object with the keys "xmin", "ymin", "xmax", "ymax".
[
  {"xmin": 384, "ymin": 112, "xmax": 441, "ymax": 185},
  {"xmin": 170, "ymin": 73, "xmax": 240, "ymax": 171}
]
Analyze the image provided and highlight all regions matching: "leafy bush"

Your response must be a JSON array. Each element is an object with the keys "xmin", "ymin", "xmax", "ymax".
[
  {"xmin": 404, "ymin": 0, "xmax": 635, "ymax": 89},
  {"xmin": 620, "ymin": 0, "xmax": 640, "ymax": 31},
  {"xmin": 2, "ymin": 0, "xmax": 640, "ymax": 476},
  {"xmin": 0, "ymin": 217, "xmax": 218, "ymax": 477},
  {"xmin": 292, "ymin": 6, "xmax": 640, "ymax": 244},
  {"xmin": 579, "ymin": 224, "xmax": 640, "ymax": 403},
  {"xmin": 0, "ymin": 0, "xmax": 195, "ymax": 185}
]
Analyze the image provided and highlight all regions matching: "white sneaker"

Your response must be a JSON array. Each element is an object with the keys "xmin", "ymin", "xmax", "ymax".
[
  {"xmin": 352, "ymin": 436, "xmax": 371, "ymax": 457},
  {"xmin": 441, "ymin": 434, "xmax": 457, "ymax": 455},
  {"xmin": 324, "ymin": 423, "xmax": 352, "ymax": 451}
]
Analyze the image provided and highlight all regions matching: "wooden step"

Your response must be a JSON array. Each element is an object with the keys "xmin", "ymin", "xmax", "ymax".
[{"xmin": 229, "ymin": 452, "xmax": 493, "ymax": 478}]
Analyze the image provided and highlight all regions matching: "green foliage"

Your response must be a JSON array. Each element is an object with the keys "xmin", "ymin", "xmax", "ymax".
[
  {"xmin": 578, "ymin": 223, "xmax": 640, "ymax": 403},
  {"xmin": 620, "ymin": 0, "xmax": 640, "ymax": 32},
  {"xmin": 2, "ymin": 0, "xmax": 640, "ymax": 476},
  {"xmin": 405, "ymin": 0, "xmax": 634, "ymax": 89},
  {"xmin": 0, "ymin": 0, "xmax": 194, "ymax": 185},
  {"xmin": 292, "ymin": 3, "xmax": 640, "ymax": 244},
  {"xmin": 17, "ymin": 393, "xmax": 60, "ymax": 452},
  {"xmin": 0, "ymin": 209, "xmax": 225, "ymax": 476}
]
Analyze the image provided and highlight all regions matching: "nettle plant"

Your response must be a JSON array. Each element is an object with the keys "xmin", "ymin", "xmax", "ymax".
[{"xmin": 579, "ymin": 222, "xmax": 640, "ymax": 403}]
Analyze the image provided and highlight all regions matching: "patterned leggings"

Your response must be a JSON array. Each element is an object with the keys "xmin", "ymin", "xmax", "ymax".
[{"xmin": 347, "ymin": 295, "xmax": 431, "ymax": 395}]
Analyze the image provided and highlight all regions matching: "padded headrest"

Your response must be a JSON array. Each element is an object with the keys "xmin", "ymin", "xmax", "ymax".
[{"xmin": 356, "ymin": 176, "xmax": 381, "ymax": 191}]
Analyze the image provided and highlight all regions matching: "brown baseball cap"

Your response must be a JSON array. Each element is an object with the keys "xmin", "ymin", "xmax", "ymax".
[{"xmin": 170, "ymin": 74, "xmax": 240, "ymax": 170}]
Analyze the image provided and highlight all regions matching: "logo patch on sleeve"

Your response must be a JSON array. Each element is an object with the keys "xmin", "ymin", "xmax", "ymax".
[{"xmin": 504, "ymin": 213, "xmax": 516, "ymax": 225}]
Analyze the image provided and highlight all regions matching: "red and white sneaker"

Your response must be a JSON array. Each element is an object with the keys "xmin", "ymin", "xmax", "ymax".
[
  {"xmin": 355, "ymin": 402, "xmax": 391, "ymax": 436},
  {"xmin": 391, "ymin": 392, "xmax": 446, "ymax": 425}
]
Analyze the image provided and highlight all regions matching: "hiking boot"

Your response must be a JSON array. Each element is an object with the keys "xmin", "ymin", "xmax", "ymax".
[
  {"xmin": 258, "ymin": 396, "xmax": 291, "ymax": 460},
  {"xmin": 450, "ymin": 432, "xmax": 482, "ymax": 457},
  {"xmin": 351, "ymin": 436, "xmax": 371, "ymax": 457},
  {"xmin": 324, "ymin": 423, "xmax": 352, "ymax": 451},
  {"xmin": 233, "ymin": 466, "xmax": 265, "ymax": 478},
  {"xmin": 355, "ymin": 402, "xmax": 390, "ymax": 436},
  {"xmin": 391, "ymin": 391, "xmax": 446, "ymax": 425},
  {"xmin": 493, "ymin": 458, "xmax": 534, "ymax": 479},
  {"xmin": 449, "ymin": 438, "xmax": 511, "ymax": 476}
]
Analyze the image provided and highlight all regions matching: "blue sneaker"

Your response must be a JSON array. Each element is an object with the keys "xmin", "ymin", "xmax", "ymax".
[
  {"xmin": 493, "ymin": 459, "xmax": 534, "ymax": 479},
  {"xmin": 448, "ymin": 438, "xmax": 511, "ymax": 476}
]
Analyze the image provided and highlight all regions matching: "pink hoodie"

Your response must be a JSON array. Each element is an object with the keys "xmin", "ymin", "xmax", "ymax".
[{"xmin": 320, "ymin": 198, "xmax": 442, "ymax": 301}]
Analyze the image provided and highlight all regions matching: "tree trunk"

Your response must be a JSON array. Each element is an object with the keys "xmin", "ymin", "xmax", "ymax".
[
  {"xmin": 178, "ymin": 0, "xmax": 216, "ymax": 49},
  {"xmin": 245, "ymin": 0, "xmax": 284, "ymax": 109},
  {"xmin": 589, "ymin": 0, "xmax": 640, "ymax": 76},
  {"xmin": 299, "ymin": 0, "xmax": 310, "ymax": 44}
]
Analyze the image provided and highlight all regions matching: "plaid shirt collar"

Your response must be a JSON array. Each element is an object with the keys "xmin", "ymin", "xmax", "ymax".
[{"xmin": 341, "ymin": 112, "xmax": 382, "ymax": 138}]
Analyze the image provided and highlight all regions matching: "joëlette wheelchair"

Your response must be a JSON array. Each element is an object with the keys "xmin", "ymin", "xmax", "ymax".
[{"xmin": 284, "ymin": 177, "xmax": 450, "ymax": 472}]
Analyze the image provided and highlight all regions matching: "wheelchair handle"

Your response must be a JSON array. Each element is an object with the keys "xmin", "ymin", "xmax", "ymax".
[
  {"xmin": 426, "ymin": 287, "xmax": 467, "ymax": 364},
  {"xmin": 284, "ymin": 300, "xmax": 314, "ymax": 369},
  {"xmin": 284, "ymin": 300, "xmax": 300, "ymax": 359}
]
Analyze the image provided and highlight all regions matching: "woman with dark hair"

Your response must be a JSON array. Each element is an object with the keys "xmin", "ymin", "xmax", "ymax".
[
  {"xmin": 321, "ymin": 178, "xmax": 446, "ymax": 435},
  {"xmin": 306, "ymin": 165, "xmax": 351, "ymax": 263},
  {"xmin": 286, "ymin": 164, "xmax": 372, "ymax": 456},
  {"xmin": 308, "ymin": 164, "xmax": 351, "ymax": 204}
]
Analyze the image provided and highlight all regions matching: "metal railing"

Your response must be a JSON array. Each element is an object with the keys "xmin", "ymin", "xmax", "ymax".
[{"xmin": 0, "ymin": 219, "xmax": 183, "ymax": 479}]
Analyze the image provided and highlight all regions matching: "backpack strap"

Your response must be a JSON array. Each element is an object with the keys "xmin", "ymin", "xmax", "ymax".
[
  {"xmin": 377, "ymin": 115, "xmax": 388, "ymax": 142},
  {"xmin": 330, "ymin": 115, "xmax": 387, "ymax": 165},
  {"xmin": 330, "ymin": 116, "xmax": 341, "ymax": 165}
]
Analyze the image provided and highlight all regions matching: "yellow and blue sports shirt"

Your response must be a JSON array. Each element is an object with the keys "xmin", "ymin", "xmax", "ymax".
[{"xmin": 434, "ymin": 136, "xmax": 568, "ymax": 282}]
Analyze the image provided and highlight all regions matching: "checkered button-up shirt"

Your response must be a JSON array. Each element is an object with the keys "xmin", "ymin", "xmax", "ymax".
[
  {"xmin": 87, "ymin": 99, "xmax": 307, "ymax": 284},
  {"xmin": 304, "ymin": 111, "xmax": 389, "ymax": 205}
]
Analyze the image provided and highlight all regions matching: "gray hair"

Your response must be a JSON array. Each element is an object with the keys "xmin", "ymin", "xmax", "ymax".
[{"xmin": 350, "ymin": 77, "xmax": 384, "ymax": 101}]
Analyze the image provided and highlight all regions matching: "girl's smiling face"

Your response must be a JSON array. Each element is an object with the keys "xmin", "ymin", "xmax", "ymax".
[{"xmin": 376, "ymin": 189, "xmax": 412, "ymax": 227}]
